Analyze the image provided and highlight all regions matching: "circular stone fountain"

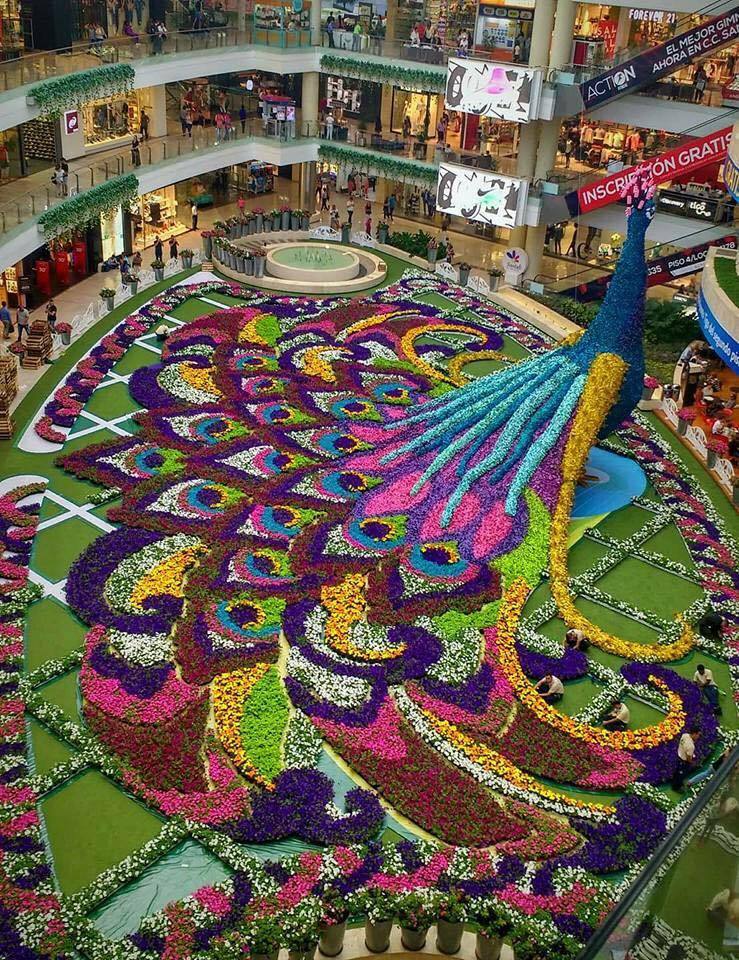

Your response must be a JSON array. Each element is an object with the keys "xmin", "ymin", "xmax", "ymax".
[{"xmin": 214, "ymin": 239, "xmax": 386, "ymax": 293}]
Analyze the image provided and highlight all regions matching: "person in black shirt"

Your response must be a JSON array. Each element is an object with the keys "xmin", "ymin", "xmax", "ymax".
[
  {"xmin": 154, "ymin": 236, "xmax": 163, "ymax": 261},
  {"xmin": 698, "ymin": 611, "xmax": 723, "ymax": 641}
]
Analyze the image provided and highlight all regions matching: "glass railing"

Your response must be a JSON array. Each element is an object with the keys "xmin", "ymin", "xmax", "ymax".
[
  {"xmin": 0, "ymin": 118, "xmax": 322, "ymax": 235},
  {"xmin": 580, "ymin": 744, "xmax": 739, "ymax": 960}
]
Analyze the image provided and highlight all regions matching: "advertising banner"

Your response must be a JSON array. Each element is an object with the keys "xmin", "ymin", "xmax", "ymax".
[
  {"xmin": 436, "ymin": 161, "xmax": 528, "ymax": 228},
  {"xmin": 561, "ymin": 236, "xmax": 737, "ymax": 302},
  {"xmin": 580, "ymin": 7, "xmax": 739, "ymax": 109},
  {"xmin": 564, "ymin": 126, "xmax": 733, "ymax": 217},
  {"xmin": 445, "ymin": 57, "xmax": 543, "ymax": 123},
  {"xmin": 724, "ymin": 149, "xmax": 739, "ymax": 201},
  {"xmin": 698, "ymin": 288, "xmax": 739, "ymax": 371}
]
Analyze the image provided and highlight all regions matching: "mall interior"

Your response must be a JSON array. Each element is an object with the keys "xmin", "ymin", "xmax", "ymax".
[{"xmin": 0, "ymin": 1, "xmax": 738, "ymax": 959}]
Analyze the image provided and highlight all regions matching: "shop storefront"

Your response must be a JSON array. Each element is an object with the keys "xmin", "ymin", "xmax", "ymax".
[
  {"xmin": 130, "ymin": 186, "xmax": 187, "ymax": 251},
  {"xmin": 571, "ymin": 3, "xmax": 620, "ymax": 64},
  {"xmin": 82, "ymin": 88, "xmax": 156, "ymax": 154},
  {"xmin": 390, "ymin": 88, "xmax": 442, "ymax": 139},
  {"xmin": 475, "ymin": 3, "xmax": 533, "ymax": 60},
  {"xmin": 627, "ymin": 8, "xmax": 678, "ymax": 50},
  {"xmin": 0, "ymin": 0, "xmax": 25, "ymax": 59}
]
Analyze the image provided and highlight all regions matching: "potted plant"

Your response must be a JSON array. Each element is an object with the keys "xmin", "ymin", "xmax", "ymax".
[
  {"xmin": 254, "ymin": 206, "xmax": 265, "ymax": 232},
  {"xmin": 707, "ymin": 435, "xmax": 729, "ymax": 468},
  {"xmin": 319, "ymin": 887, "xmax": 349, "ymax": 957},
  {"xmin": 291, "ymin": 207, "xmax": 302, "ymax": 230},
  {"xmin": 100, "ymin": 287, "xmax": 116, "ymax": 312},
  {"xmin": 254, "ymin": 246, "xmax": 267, "ymax": 278},
  {"xmin": 677, "ymin": 405, "xmax": 697, "ymax": 436},
  {"xmin": 284, "ymin": 901, "xmax": 321, "ymax": 960},
  {"xmin": 281, "ymin": 205, "xmax": 291, "ymax": 230},
  {"xmin": 377, "ymin": 221, "xmax": 389, "ymax": 244},
  {"xmin": 488, "ymin": 266, "xmax": 504, "ymax": 291},
  {"xmin": 397, "ymin": 891, "xmax": 436, "ymax": 951},
  {"xmin": 642, "ymin": 374, "xmax": 660, "ymax": 400},
  {"xmin": 235, "ymin": 249, "xmax": 246, "ymax": 273},
  {"xmin": 427, "ymin": 237, "xmax": 438, "ymax": 264},
  {"xmin": 301, "ymin": 209, "xmax": 311, "ymax": 230},
  {"xmin": 271, "ymin": 209, "xmax": 282, "ymax": 231},
  {"xmin": 341, "ymin": 221, "xmax": 351, "ymax": 243},
  {"xmin": 126, "ymin": 272, "xmax": 139, "ymax": 295},
  {"xmin": 458, "ymin": 262, "xmax": 472, "ymax": 285},
  {"xmin": 247, "ymin": 215, "xmax": 257, "ymax": 235},
  {"xmin": 180, "ymin": 249, "xmax": 194, "ymax": 269},
  {"xmin": 201, "ymin": 230, "xmax": 215, "ymax": 258},
  {"xmin": 436, "ymin": 889, "xmax": 466, "ymax": 955},
  {"xmin": 245, "ymin": 254, "xmax": 255, "ymax": 276},
  {"xmin": 246, "ymin": 916, "xmax": 282, "ymax": 960},
  {"xmin": 474, "ymin": 907, "xmax": 513, "ymax": 960},
  {"xmin": 151, "ymin": 259, "xmax": 165, "ymax": 281},
  {"xmin": 227, "ymin": 216, "xmax": 240, "ymax": 240},
  {"xmin": 361, "ymin": 888, "xmax": 395, "ymax": 953}
]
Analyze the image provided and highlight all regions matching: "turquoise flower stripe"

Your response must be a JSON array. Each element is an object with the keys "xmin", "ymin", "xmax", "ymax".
[{"xmin": 503, "ymin": 375, "xmax": 587, "ymax": 515}]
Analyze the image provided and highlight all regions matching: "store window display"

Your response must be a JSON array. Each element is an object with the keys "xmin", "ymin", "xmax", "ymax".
[{"xmin": 130, "ymin": 187, "xmax": 187, "ymax": 250}]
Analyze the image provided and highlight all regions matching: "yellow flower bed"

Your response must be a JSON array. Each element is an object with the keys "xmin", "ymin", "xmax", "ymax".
[
  {"xmin": 549, "ymin": 352, "xmax": 695, "ymax": 663},
  {"xmin": 212, "ymin": 664, "xmax": 274, "ymax": 788},
  {"xmin": 130, "ymin": 546, "xmax": 202, "ymax": 612},
  {"xmin": 447, "ymin": 350, "xmax": 516, "ymax": 386},
  {"xmin": 497, "ymin": 578, "xmax": 686, "ymax": 750},
  {"xmin": 301, "ymin": 345, "xmax": 351, "ymax": 383},
  {"xmin": 320, "ymin": 575, "xmax": 405, "ymax": 660},
  {"xmin": 400, "ymin": 324, "xmax": 492, "ymax": 385},
  {"xmin": 179, "ymin": 361, "xmax": 221, "ymax": 398}
]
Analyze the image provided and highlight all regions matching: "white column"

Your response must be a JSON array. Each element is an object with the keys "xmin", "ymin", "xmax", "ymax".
[
  {"xmin": 148, "ymin": 84, "xmax": 167, "ymax": 139},
  {"xmin": 310, "ymin": 0, "xmax": 322, "ymax": 45},
  {"xmin": 301, "ymin": 71, "xmax": 320, "ymax": 138},
  {"xmin": 528, "ymin": 0, "xmax": 556, "ymax": 68},
  {"xmin": 548, "ymin": 0, "xmax": 578, "ymax": 71},
  {"xmin": 615, "ymin": 6, "xmax": 631, "ymax": 57}
]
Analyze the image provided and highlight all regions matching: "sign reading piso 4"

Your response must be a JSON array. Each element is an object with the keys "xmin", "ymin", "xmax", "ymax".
[{"xmin": 444, "ymin": 57, "xmax": 543, "ymax": 123}]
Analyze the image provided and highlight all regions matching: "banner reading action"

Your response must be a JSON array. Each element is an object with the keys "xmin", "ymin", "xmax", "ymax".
[
  {"xmin": 564, "ymin": 126, "xmax": 733, "ymax": 217},
  {"xmin": 580, "ymin": 7, "xmax": 739, "ymax": 109}
]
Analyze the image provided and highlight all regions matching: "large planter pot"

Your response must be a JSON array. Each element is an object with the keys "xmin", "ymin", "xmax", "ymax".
[
  {"xmin": 245, "ymin": 259, "xmax": 254, "ymax": 276},
  {"xmin": 677, "ymin": 419, "xmax": 689, "ymax": 436},
  {"xmin": 475, "ymin": 932, "xmax": 503, "ymax": 960},
  {"xmin": 364, "ymin": 920, "xmax": 392, "ymax": 953},
  {"xmin": 128, "ymin": 280, "xmax": 139, "ymax": 295},
  {"xmin": 400, "ymin": 927, "xmax": 428, "ymax": 951},
  {"xmin": 288, "ymin": 947, "xmax": 317, "ymax": 960},
  {"xmin": 341, "ymin": 224, "xmax": 351, "ymax": 243},
  {"xmin": 264, "ymin": 219, "xmax": 272, "ymax": 232},
  {"xmin": 154, "ymin": 268, "xmax": 165, "ymax": 282},
  {"xmin": 254, "ymin": 256, "xmax": 265, "ymax": 278},
  {"xmin": 301, "ymin": 215, "xmax": 310, "ymax": 230},
  {"xmin": 248, "ymin": 219, "xmax": 256, "ymax": 235},
  {"xmin": 256, "ymin": 214, "xmax": 264, "ymax": 232},
  {"xmin": 182, "ymin": 255, "xmax": 193, "ymax": 269},
  {"xmin": 707, "ymin": 449, "xmax": 718, "ymax": 468},
  {"xmin": 60, "ymin": 329, "xmax": 71, "ymax": 345},
  {"xmin": 319, "ymin": 922, "xmax": 346, "ymax": 957},
  {"xmin": 641, "ymin": 387, "xmax": 654, "ymax": 401},
  {"xmin": 202, "ymin": 236, "xmax": 213, "ymax": 258},
  {"xmin": 427, "ymin": 248, "xmax": 438, "ymax": 264},
  {"xmin": 282, "ymin": 211, "xmax": 291, "ymax": 230},
  {"xmin": 459, "ymin": 267, "xmax": 471, "ymax": 286},
  {"xmin": 291, "ymin": 214, "xmax": 300, "ymax": 230},
  {"xmin": 236, "ymin": 257, "xmax": 246, "ymax": 273},
  {"xmin": 101, "ymin": 296, "xmax": 115, "ymax": 312},
  {"xmin": 488, "ymin": 273, "xmax": 501, "ymax": 291},
  {"xmin": 273, "ymin": 215, "xmax": 282, "ymax": 230},
  {"xmin": 436, "ymin": 919, "xmax": 463, "ymax": 955},
  {"xmin": 229, "ymin": 225, "xmax": 239, "ymax": 240}
]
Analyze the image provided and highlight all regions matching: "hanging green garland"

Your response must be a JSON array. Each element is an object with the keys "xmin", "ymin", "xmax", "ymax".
[
  {"xmin": 318, "ymin": 144, "xmax": 438, "ymax": 185},
  {"xmin": 30, "ymin": 64, "xmax": 136, "ymax": 119},
  {"xmin": 38, "ymin": 174, "xmax": 139, "ymax": 239},
  {"xmin": 319, "ymin": 54, "xmax": 445, "ymax": 93}
]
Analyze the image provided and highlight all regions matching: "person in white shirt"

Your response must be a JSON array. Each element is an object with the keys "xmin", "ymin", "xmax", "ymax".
[
  {"xmin": 565, "ymin": 627, "xmax": 589, "ymax": 651},
  {"xmin": 712, "ymin": 419, "xmax": 727, "ymax": 436},
  {"xmin": 672, "ymin": 726, "xmax": 701, "ymax": 790},
  {"xmin": 534, "ymin": 674, "xmax": 564, "ymax": 704},
  {"xmin": 603, "ymin": 701, "xmax": 630, "ymax": 731},
  {"xmin": 694, "ymin": 663, "xmax": 721, "ymax": 713}
]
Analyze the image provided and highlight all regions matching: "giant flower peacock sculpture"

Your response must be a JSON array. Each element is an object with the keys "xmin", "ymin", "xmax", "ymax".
[{"xmin": 58, "ymin": 168, "xmax": 708, "ymax": 926}]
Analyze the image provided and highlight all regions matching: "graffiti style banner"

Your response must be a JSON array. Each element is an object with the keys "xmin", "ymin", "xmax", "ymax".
[
  {"xmin": 560, "ymin": 236, "xmax": 737, "ymax": 302},
  {"xmin": 444, "ymin": 58, "xmax": 543, "ymax": 123},
  {"xmin": 564, "ymin": 126, "xmax": 733, "ymax": 217},
  {"xmin": 436, "ymin": 162, "xmax": 528, "ymax": 228},
  {"xmin": 724, "ymin": 147, "xmax": 739, "ymax": 202},
  {"xmin": 580, "ymin": 7, "xmax": 739, "ymax": 109}
]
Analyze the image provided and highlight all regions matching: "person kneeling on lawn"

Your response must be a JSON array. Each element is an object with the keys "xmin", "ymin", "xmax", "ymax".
[
  {"xmin": 603, "ymin": 700, "xmax": 630, "ymax": 731},
  {"xmin": 534, "ymin": 674, "xmax": 564, "ymax": 704}
]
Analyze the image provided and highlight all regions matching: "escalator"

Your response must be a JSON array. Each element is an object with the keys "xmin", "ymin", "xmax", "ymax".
[{"xmin": 578, "ymin": 1, "xmax": 739, "ymax": 110}]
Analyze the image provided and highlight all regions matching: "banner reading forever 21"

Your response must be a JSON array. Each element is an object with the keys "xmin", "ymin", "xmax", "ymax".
[
  {"xmin": 436, "ymin": 162, "xmax": 528, "ymax": 229},
  {"xmin": 580, "ymin": 7, "xmax": 739, "ymax": 109}
]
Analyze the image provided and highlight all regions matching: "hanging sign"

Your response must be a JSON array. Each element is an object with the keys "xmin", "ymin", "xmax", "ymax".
[
  {"xmin": 436, "ymin": 162, "xmax": 528, "ymax": 228},
  {"xmin": 580, "ymin": 7, "xmax": 739, "ymax": 108},
  {"xmin": 564, "ymin": 126, "xmax": 733, "ymax": 216},
  {"xmin": 445, "ymin": 57, "xmax": 543, "ymax": 122}
]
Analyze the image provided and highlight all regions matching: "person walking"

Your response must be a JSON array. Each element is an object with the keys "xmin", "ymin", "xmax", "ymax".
[
  {"xmin": 352, "ymin": 19, "xmax": 363, "ymax": 50},
  {"xmin": 139, "ymin": 108, "xmax": 150, "ymax": 141},
  {"xmin": 388, "ymin": 193, "xmax": 396, "ymax": 221},
  {"xmin": 346, "ymin": 197, "xmax": 354, "ymax": 225},
  {"xmin": 154, "ymin": 235, "xmax": 163, "ymax": 261},
  {"xmin": 134, "ymin": 0, "xmax": 144, "ymax": 25},
  {"xmin": 239, "ymin": 103, "xmax": 247, "ymax": 134},
  {"xmin": 672, "ymin": 726, "xmax": 702, "ymax": 791},
  {"xmin": 0, "ymin": 300, "xmax": 11, "ymax": 339},
  {"xmin": 169, "ymin": 236, "xmax": 179, "ymax": 261},
  {"xmin": 320, "ymin": 183, "xmax": 329, "ymax": 212},
  {"xmin": 383, "ymin": 196, "xmax": 390, "ymax": 220},
  {"xmin": 15, "ymin": 304, "xmax": 29, "ymax": 342},
  {"xmin": 326, "ymin": 14, "xmax": 335, "ymax": 46},
  {"xmin": 131, "ymin": 135, "xmax": 141, "ymax": 167},
  {"xmin": 45, "ymin": 299, "xmax": 57, "ymax": 333},
  {"xmin": 364, "ymin": 214, "xmax": 372, "ymax": 235},
  {"xmin": 191, "ymin": 201, "xmax": 199, "ymax": 230},
  {"xmin": 553, "ymin": 222, "xmax": 564, "ymax": 255}
]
